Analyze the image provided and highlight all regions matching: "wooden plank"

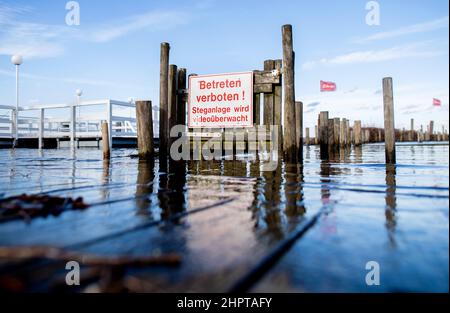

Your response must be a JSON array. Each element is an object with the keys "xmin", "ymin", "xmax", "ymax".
[
  {"xmin": 254, "ymin": 84, "xmax": 273, "ymax": 94},
  {"xmin": 253, "ymin": 70, "xmax": 280, "ymax": 85}
]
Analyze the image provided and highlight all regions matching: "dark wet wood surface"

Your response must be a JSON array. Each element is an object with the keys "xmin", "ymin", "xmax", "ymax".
[{"xmin": 0, "ymin": 144, "xmax": 448, "ymax": 292}]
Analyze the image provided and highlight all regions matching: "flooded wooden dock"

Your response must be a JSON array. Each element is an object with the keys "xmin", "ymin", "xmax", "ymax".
[{"xmin": 0, "ymin": 142, "xmax": 448, "ymax": 292}]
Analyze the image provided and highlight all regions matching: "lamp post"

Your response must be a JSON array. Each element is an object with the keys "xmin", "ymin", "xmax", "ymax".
[
  {"xmin": 71, "ymin": 89, "xmax": 82, "ymax": 148},
  {"xmin": 11, "ymin": 55, "xmax": 23, "ymax": 148}
]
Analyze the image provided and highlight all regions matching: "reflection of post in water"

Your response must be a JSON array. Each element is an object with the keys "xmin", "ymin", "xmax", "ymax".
[
  {"xmin": 385, "ymin": 164, "xmax": 397, "ymax": 246},
  {"xmin": 284, "ymin": 163, "xmax": 306, "ymax": 225},
  {"xmin": 223, "ymin": 160, "xmax": 247, "ymax": 177},
  {"xmin": 70, "ymin": 148, "xmax": 76, "ymax": 188},
  {"xmin": 260, "ymin": 160, "xmax": 283, "ymax": 237},
  {"xmin": 101, "ymin": 159, "xmax": 111, "ymax": 201},
  {"xmin": 159, "ymin": 160, "xmax": 187, "ymax": 220},
  {"xmin": 320, "ymin": 160, "xmax": 331, "ymax": 205},
  {"xmin": 353, "ymin": 145, "xmax": 364, "ymax": 175},
  {"xmin": 353, "ymin": 145, "xmax": 363, "ymax": 163},
  {"xmin": 339, "ymin": 145, "xmax": 351, "ymax": 163},
  {"xmin": 136, "ymin": 160, "xmax": 155, "ymax": 216}
]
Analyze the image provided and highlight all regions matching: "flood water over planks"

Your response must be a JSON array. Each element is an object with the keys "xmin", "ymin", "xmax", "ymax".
[{"xmin": 0, "ymin": 142, "xmax": 448, "ymax": 292}]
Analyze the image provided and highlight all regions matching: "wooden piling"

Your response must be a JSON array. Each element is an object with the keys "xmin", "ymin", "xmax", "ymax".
[
  {"xmin": 168, "ymin": 64, "xmax": 178, "ymax": 147},
  {"xmin": 136, "ymin": 100, "xmax": 154, "ymax": 160},
  {"xmin": 282, "ymin": 24, "xmax": 297, "ymax": 162},
  {"xmin": 319, "ymin": 112, "xmax": 329, "ymax": 158},
  {"xmin": 101, "ymin": 122, "xmax": 111, "ymax": 160},
  {"xmin": 263, "ymin": 60, "xmax": 275, "ymax": 127},
  {"xmin": 254, "ymin": 93, "xmax": 260, "ymax": 126},
  {"xmin": 177, "ymin": 68, "xmax": 187, "ymax": 127},
  {"xmin": 334, "ymin": 118, "xmax": 340, "ymax": 147},
  {"xmin": 339, "ymin": 118, "xmax": 346, "ymax": 146},
  {"xmin": 328, "ymin": 119, "xmax": 335, "ymax": 151},
  {"xmin": 346, "ymin": 120, "xmax": 351, "ymax": 146},
  {"xmin": 159, "ymin": 42, "xmax": 170, "ymax": 157},
  {"xmin": 354, "ymin": 120, "xmax": 362, "ymax": 146},
  {"xmin": 274, "ymin": 59, "xmax": 283, "ymax": 150},
  {"xmin": 315, "ymin": 125, "xmax": 319, "ymax": 145},
  {"xmin": 383, "ymin": 77, "xmax": 396, "ymax": 164},
  {"xmin": 429, "ymin": 121, "xmax": 434, "ymax": 141},
  {"xmin": 305, "ymin": 127, "xmax": 310, "ymax": 145},
  {"xmin": 296, "ymin": 101, "xmax": 303, "ymax": 157}
]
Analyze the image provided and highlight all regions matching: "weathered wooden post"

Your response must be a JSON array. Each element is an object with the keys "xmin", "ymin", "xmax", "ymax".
[
  {"xmin": 177, "ymin": 68, "xmax": 187, "ymax": 127},
  {"xmin": 346, "ymin": 120, "xmax": 351, "ymax": 146},
  {"xmin": 315, "ymin": 125, "xmax": 319, "ymax": 145},
  {"xmin": 263, "ymin": 60, "xmax": 275, "ymax": 127},
  {"xmin": 159, "ymin": 42, "xmax": 170, "ymax": 157},
  {"xmin": 339, "ymin": 118, "xmax": 345, "ymax": 147},
  {"xmin": 296, "ymin": 101, "xmax": 303, "ymax": 158},
  {"xmin": 168, "ymin": 64, "xmax": 178, "ymax": 147},
  {"xmin": 101, "ymin": 122, "xmax": 111, "ymax": 159},
  {"xmin": 282, "ymin": 24, "xmax": 297, "ymax": 162},
  {"xmin": 136, "ymin": 100, "xmax": 154, "ymax": 160},
  {"xmin": 334, "ymin": 118, "xmax": 340, "ymax": 147},
  {"xmin": 328, "ymin": 119, "xmax": 335, "ymax": 151},
  {"xmin": 354, "ymin": 120, "xmax": 362, "ymax": 146},
  {"xmin": 429, "ymin": 121, "xmax": 434, "ymax": 141},
  {"xmin": 274, "ymin": 59, "xmax": 283, "ymax": 137},
  {"xmin": 305, "ymin": 127, "xmax": 310, "ymax": 145},
  {"xmin": 383, "ymin": 77, "xmax": 396, "ymax": 164},
  {"xmin": 254, "ymin": 93, "xmax": 261, "ymax": 126},
  {"xmin": 319, "ymin": 112, "xmax": 329, "ymax": 158}
]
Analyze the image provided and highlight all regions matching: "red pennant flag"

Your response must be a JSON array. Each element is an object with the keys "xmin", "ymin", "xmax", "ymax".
[
  {"xmin": 320, "ymin": 80, "xmax": 337, "ymax": 92},
  {"xmin": 433, "ymin": 98, "xmax": 441, "ymax": 106}
]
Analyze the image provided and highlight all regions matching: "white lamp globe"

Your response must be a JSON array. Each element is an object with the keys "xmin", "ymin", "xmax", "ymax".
[
  {"xmin": 11, "ymin": 55, "xmax": 23, "ymax": 66},
  {"xmin": 76, "ymin": 89, "xmax": 83, "ymax": 97}
]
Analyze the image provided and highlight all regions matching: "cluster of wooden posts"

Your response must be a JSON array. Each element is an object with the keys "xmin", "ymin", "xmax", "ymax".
[
  {"xmin": 100, "ymin": 24, "xmax": 448, "ymax": 166},
  {"xmin": 121, "ymin": 24, "xmax": 303, "ymax": 163},
  {"xmin": 306, "ymin": 117, "xmax": 448, "ymax": 148}
]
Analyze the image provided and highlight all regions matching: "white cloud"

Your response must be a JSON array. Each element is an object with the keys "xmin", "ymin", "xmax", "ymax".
[
  {"xmin": 302, "ymin": 42, "xmax": 445, "ymax": 70},
  {"xmin": 359, "ymin": 16, "xmax": 449, "ymax": 42},
  {"xmin": 0, "ymin": 3, "xmax": 190, "ymax": 58},
  {"xmin": 89, "ymin": 10, "xmax": 190, "ymax": 43}
]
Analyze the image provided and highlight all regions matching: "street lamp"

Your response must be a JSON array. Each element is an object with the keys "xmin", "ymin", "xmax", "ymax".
[
  {"xmin": 11, "ymin": 55, "xmax": 23, "ymax": 148},
  {"xmin": 71, "ymin": 89, "xmax": 82, "ymax": 149}
]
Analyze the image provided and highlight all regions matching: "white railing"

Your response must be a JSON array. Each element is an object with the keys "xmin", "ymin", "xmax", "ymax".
[{"xmin": 0, "ymin": 100, "xmax": 160, "ymax": 148}]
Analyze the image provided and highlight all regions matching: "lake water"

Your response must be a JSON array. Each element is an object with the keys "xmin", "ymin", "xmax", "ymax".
[{"xmin": 0, "ymin": 142, "xmax": 448, "ymax": 292}]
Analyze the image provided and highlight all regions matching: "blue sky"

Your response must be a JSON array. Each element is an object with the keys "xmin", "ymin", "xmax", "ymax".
[{"xmin": 0, "ymin": 0, "xmax": 448, "ymax": 131}]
